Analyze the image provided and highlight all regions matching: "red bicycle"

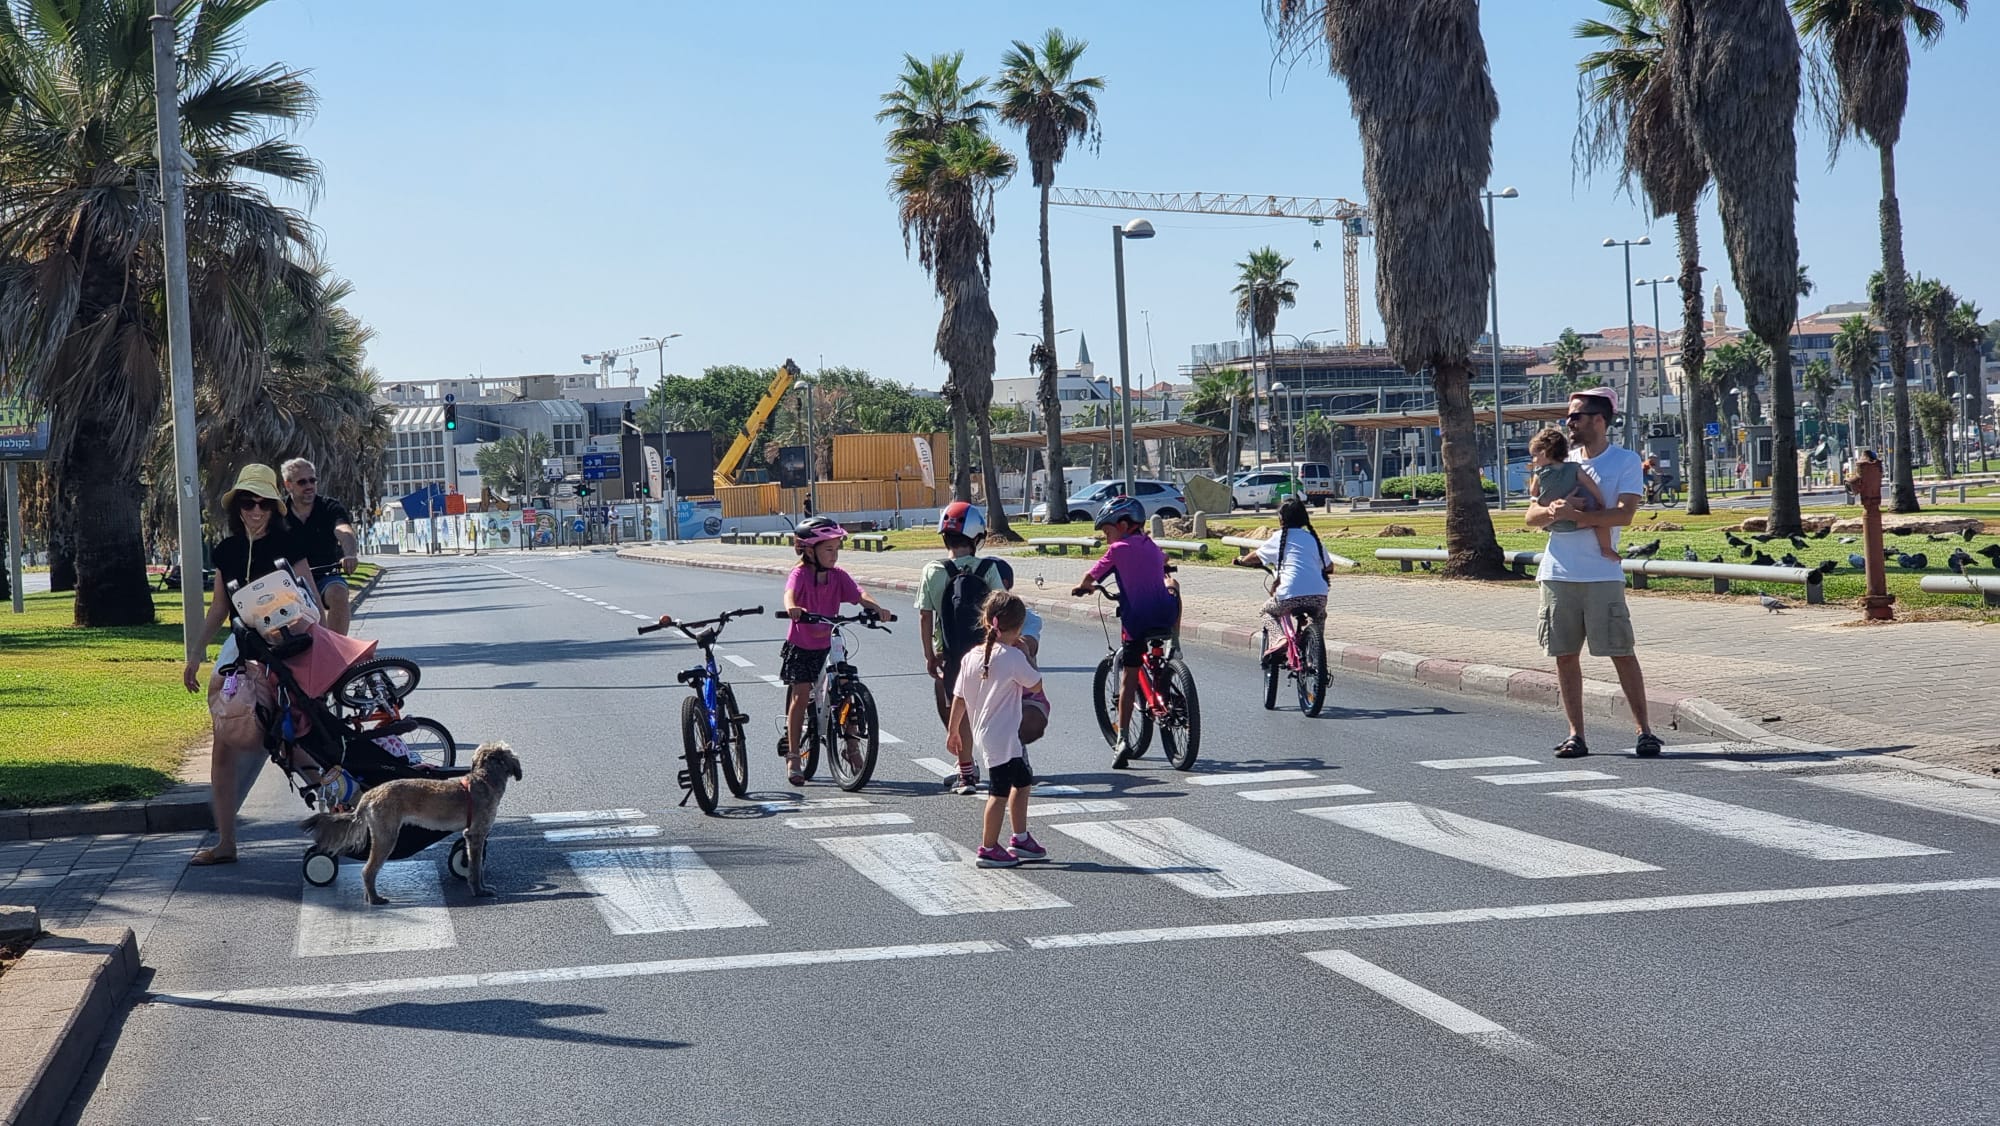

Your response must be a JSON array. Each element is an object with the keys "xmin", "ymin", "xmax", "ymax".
[{"xmin": 1077, "ymin": 570, "xmax": 1201, "ymax": 770}]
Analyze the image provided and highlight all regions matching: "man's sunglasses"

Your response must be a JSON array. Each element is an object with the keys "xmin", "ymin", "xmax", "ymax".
[
  {"xmin": 1563, "ymin": 410, "xmax": 1607, "ymax": 423},
  {"xmin": 291, "ymin": 477, "xmax": 316, "ymax": 485}
]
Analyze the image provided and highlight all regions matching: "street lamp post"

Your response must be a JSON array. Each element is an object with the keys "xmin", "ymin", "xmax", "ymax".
[
  {"xmin": 1635, "ymin": 273, "xmax": 1674, "ymax": 479},
  {"xmin": 1603, "ymin": 235, "xmax": 1652, "ymax": 448},
  {"xmin": 1271, "ymin": 382, "xmax": 1291, "ymax": 489},
  {"xmin": 640, "ymin": 333, "xmax": 682, "ymax": 383},
  {"xmin": 1482, "ymin": 186, "xmax": 1518, "ymax": 507},
  {"xmin": 796, "ymin": 374, "xmax": 816, "ymax": 518},
  {"xmin": 1112, "ymin": 218, "xmax": 1155, "ymax": 496}
]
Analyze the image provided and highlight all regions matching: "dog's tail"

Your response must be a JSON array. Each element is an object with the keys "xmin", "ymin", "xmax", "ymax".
[{"xmin": 300, "ymin": 809, "xmax": 369, "ymax": 855}]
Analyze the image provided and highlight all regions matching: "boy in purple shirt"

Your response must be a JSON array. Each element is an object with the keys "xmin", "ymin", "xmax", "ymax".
[
  {"xmin": 781, "ymin": 518, "xmax": 896, "ymax": 785},
  {"xmin": 1071, "ymin": 496, "xmax": 1178, "ymax": 768}
]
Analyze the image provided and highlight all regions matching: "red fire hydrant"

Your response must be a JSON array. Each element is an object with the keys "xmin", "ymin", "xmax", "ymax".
[{"xmin": 1847, "ymin": 454, "xmax": 1896, "ymax": 621}]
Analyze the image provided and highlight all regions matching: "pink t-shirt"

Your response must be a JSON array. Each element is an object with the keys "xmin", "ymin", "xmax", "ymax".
[
  {"xmin": 784, "ymin": 564, "xmax": 862, "ymax": 649},
  {"xmin": 952, "ymin": 642, "xmax": 1040, "ymax": 770}
]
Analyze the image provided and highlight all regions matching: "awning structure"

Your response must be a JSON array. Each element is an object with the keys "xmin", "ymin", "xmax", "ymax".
[
  {"xmin": 990, "ymin": 419, "xmax": 1225, "ymax": 449},
  {"xmin": 1335, "ymin": 401, "xmax": 1577, "ymax": 432}
]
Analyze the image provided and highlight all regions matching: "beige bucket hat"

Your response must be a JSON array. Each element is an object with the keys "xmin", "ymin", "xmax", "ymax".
[{"xmin": 221, "ymin": 463, "xmax": 284, "ymax": 511}]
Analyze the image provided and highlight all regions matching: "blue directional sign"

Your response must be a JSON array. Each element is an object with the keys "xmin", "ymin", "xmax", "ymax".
[
  {"xmin": 572, "ymin": 518, "xmax": 586, "ymax": 535},
  {"xmin": 581, "ymin": 451, "xmax": 621, "ymax": 481}
]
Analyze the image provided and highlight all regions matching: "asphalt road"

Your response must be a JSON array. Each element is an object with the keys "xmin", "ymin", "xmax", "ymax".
[{"xmin": 65, "ymin": 549, "xmax": 1999, "ymax": 1126}]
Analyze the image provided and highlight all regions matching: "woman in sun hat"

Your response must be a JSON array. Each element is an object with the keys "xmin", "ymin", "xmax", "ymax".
[{"xmin": 181, "ymin": 464, "xmax": 306, "ymax": 866}]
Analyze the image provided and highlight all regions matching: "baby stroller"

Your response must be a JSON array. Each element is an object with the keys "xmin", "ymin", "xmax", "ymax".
[{"xmin": 222, "ymin": 559, "xmax": 475, "ymax": 888}]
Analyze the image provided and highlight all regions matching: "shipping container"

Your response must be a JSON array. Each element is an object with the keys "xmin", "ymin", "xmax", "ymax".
[
  {"xmin": 832, "ymin": 433, "xmax": 950, "ymax": 484},
  {"xmin": 717, "ymin": 482, "xmax": 779, "ymax": 517},
  {"xmin": 807, "ymin": 479, "xmax": 942, "ymax": 512}
]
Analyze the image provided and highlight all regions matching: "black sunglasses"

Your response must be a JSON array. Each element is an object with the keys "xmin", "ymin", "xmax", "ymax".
[
  {"xmin": 291, "ymin": 477, "xmax": 316, "ymax": 485},
  {"xmin": 235, "ymin": 496, "xmax": 280, "ymax": 511},
  {"xmin": 1563, "ymin": 410, "xmax": 1607, "ymax": 423}
]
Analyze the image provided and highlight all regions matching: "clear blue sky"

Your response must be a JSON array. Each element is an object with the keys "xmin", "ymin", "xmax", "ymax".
[{"xmin": 239, "ymin": 1, "xmax": 1995, "ymax": 391}]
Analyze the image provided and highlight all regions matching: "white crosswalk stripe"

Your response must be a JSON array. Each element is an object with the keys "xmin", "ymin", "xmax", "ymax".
[
  {"xmin": 565, "ymin": 845, "xmax": 768, "ymax": 934},
  {"xmin": 725, "ymin": 654, "xmax": 755, "ymax": 668},
  {"xmin": 1554, "ymin": 787, "xmax": 1947, "ymax": 860},
  {"xmin": 1418, "ymin": 755, "xmax": 1541, "ymax": 770},
  {"xmin": 530, "ymin": 809, "xmax": 645, "ymax": 825},
  {"xmin": 816, "ymin": 832, "xmax": 1070, "ymax": 916},
  {"xmin": 1300, "ymin": 802, "xmax": 1660, "ymax": 878},
  {"xmin": 1476, "ymin": 769, "xmax": 1620, "ymax": 786},
  {"xmin": 1238, "ymin": 784, "xmax": 1374, "ymax": 803},
  {"xmin": 784, "ymin": 813, "xmax": 912, "ymax": 830},
  {"xmin": 544, "ymin": 825, "xmax": 662, "ymax": 843},
  {"xmin": 1187, "ymin": 769, "xmax": 1319, "ymax": 786},
  {"xmin": 1028, "ymin": 800, "xmax": 1129, "ymax": 817},
  {"xmin": 1046, "ymin": 817, "xmax": 1345, "ymax": 898},
  {"xmin": 296, "ymin": 859, "xmax": 455, "ymax": 958},
  {"xmin": 1800, "ymin": 772, "xmax": 2000, "ymax": 828}
]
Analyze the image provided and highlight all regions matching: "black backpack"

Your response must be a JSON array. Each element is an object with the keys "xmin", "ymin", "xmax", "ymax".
[{"xmin": 938, "ymin": 557, "xmax": 998, "ymax": 657}]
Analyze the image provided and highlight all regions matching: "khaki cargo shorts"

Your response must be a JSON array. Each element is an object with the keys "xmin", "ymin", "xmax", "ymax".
[{"xmin": 1538, "ymin": 580, "xmax": 1636, "ymax": 658}]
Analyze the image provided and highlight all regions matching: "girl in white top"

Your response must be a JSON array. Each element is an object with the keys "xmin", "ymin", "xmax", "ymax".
[
  {"xmin": 1232, "ymin": 497, "xmax": 1333, "ymax": 655},
  {"xmin": 946, "ymin": 591, "xmax": 1049, "ymax": 868}
]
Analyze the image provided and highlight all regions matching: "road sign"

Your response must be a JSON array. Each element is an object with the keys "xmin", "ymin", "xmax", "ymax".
[
  {"xmin": 522, "ymin": 507, "xmax": 537, "ymax": 525},
  {"xmin": 1705, "ymin": 422, "xmax": 1721, "ymax": 439},
  {"xmin": 443, "ymin": 393, "xmax": 456, "ymax": 404},
  {"xmin": 572, "ymin": 518, "xmax": 586, "ymax": 535},
  {"xmin": 581, "ymin": 452, "xmax": 621, "ymax": 470},
  {"xmin": 542, "ymin": 457, "xmax": 565, "ymax": 482}
]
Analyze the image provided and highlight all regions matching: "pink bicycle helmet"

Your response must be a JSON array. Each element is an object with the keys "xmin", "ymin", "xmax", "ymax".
[
  {"xmin": 937, "ymin": 501, "xmax": 986, "ymax": 539},
  {"xmin": 794, "ymin": 516, "xmax": 848, "ymax": 547}
]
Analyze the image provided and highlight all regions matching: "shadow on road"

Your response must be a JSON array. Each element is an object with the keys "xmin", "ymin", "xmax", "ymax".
[{"xmin": 164, "ymin": 997, "xmax": 690, "ymax": 1051}]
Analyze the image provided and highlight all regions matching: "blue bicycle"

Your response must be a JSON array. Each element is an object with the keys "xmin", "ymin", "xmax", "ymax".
[{"xmin": 638, "ymin": 605, "xmax": 762, "ymax": 814}]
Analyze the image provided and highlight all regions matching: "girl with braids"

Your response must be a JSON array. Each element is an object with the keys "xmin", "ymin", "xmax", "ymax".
[{"xmin": 946, "ymin": 591, "xmax": 1050, "ymax": 868}]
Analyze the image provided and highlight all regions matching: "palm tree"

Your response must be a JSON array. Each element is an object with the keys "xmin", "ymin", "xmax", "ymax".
[
  {"xmin": 1948, "ymin": 300, "xmax": 1986, "ymax": 468},
  {"xmin": 1907, "ymin": 275, "xmax": 1956, "ymax": 394},
  {"xmin": 1909, "ymin": 389, "xmax": 1952, "ymax": 472},
  {"xmin": 878, "ymin": 51, "xmax": 994, "ymax": 150},
  {"xmin": 1549, "ymin": 328, "xmax": 1590, "ymax": 397},
  {"xmin": 474, "ymin": 432, "xmax": 553, "ymax": 501},
  {"xmin": 995, "ymin": 28, "xmax": 1102, "ymax": 529},
  {"xmin": 1794, "ymin": 0, "xmax": 1968, "ymax": 510},
  {"xmin": 1295, "ymin": 410, "xmax": 1335, "ymax": 469},
  {"xmin": 1803, "ymin": 358, "xmax": 1837, "ymax": 442},
  {"xmin": 1662, "ymin": 0, "xmax": 1804, "ymax": 534},
  {"xmin": 890, "ymin": 121, "xmax": 1018, "ymax": 535},
  {"xmin": 1832, "ymin": 312, "xmax": 1879, "ymax": 448},
  {"xmin": 1231, "ymin": 246, "xmax": 1299, "ymax": 468},
  {"xmin": 0, "ymin": 0, "xmax": 322, "ymax": 625},
  {"xmin": 1574, "ymin": 0, "xmax": 1717, "ymax": 513},
  {"xmin": 1182, "ymin": 366, "xmax": 1254, "ymax": 474},
  {"xmin": 1269, "ymin": 0, "xmax": 1505, "ymax": 576}
]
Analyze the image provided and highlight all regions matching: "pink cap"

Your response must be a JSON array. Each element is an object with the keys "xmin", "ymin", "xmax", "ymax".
[{"xmin": 1573, "ymin": 386, "xmax": 1619, "ymax": 415}]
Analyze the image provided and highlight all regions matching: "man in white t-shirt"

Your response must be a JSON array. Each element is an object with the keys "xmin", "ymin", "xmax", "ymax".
[{"xmin": 1523, "ymin": 388, "xmax": 1662, "ymax": 761}]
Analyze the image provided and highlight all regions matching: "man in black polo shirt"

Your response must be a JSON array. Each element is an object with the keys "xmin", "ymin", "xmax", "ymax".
[{"xmin": 281, "ymin": 457, "xmax": 361, "ymax": 634}]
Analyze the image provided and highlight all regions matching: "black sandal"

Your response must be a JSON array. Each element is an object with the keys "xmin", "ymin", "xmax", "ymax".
[
  {"xmin": 1635, "ymin": 731, "xmax": 1664, "ymax": 758},
  {"xmin": 1553, "ymin": 735, "xmax": 1590, "ymax": 759}
]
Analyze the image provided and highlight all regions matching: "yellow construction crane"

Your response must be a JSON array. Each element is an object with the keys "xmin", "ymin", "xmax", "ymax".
[
  {"xmin": 1047, "ymin": 187, "xmax": 1375, "ymax": 349},
  {"xmin": 714, "ymin": 359, "xmax": 800, "ymax": 487}
]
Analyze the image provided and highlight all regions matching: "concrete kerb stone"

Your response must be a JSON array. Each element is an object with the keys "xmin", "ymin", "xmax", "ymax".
[
  {"xmin": 0, "ymin": 906, "xmax": 36, "ymax": 940},
  {"xmin": 615, "ymin": 545, "xmax": 1805, "ymax": 750},
  {"xmin": 0, "ymin": 924, "xmax": 139, "ymax": 1126}
]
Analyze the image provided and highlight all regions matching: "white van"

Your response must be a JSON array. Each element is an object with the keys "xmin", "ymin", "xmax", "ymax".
[{"xmin": 1259, "ymin": 461, "xmax": 1336, "ymax": 502}]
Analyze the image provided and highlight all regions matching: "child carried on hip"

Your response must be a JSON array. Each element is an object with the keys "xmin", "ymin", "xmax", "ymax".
[{"xmin": 1529, "ymin": 428, "xmax": 1621, "ymax": 562}]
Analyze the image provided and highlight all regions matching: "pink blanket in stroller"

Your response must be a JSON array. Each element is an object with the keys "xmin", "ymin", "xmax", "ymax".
[{"xmin": 281, "ymin": 625, "xmax": 379, "ymax": 699}]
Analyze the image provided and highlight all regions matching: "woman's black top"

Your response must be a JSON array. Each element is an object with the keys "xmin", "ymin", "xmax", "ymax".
[{"xmin": 211, "ymin": 527, "xmax": 307, "ymax": 619}]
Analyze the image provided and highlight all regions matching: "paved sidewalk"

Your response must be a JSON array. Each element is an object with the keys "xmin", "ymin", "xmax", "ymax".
[
  {"xmin": 0, "ymin": 831, "xmax": 201, "ymax": 940},
  {"xmin": 621, "ymin": 539, "xmax": 1998, "ymax": 775}
]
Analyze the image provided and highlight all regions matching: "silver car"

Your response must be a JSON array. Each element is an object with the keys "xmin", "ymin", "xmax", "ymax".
[{"xmin": 1030, "ymin": 478, "xmax": 1189, "ymax": 524}]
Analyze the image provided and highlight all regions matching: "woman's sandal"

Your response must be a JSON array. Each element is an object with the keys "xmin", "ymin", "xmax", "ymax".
[
  {"xmin": 1553, "ymin": 735, "xmax": 1590, "ymax": 759},
  {"xmin": 188, "ymin": 848, "xmax": 238, "ymax": 866}
]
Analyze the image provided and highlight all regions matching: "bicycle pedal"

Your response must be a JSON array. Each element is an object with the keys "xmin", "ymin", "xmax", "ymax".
[{"xmin": 676, "ymin": 768, "xmax": 694, "ymax": 791}]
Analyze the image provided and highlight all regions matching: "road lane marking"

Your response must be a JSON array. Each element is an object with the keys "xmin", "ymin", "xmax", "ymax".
[
  {"xmin": 1186, "ymin": 769, "xmax": 1319, "ymax": 786},
  {"xmin": 784, "ymin": 813, "xmax": 913, "ymax": 830},
  {"xmin": 530, "ymin": 809, "xmax": 645, "ymax": 825},
  {"xmin": 1303, "ymin": 950, "xmax": 1544, "ymax": 1059},
  {"xmin": 564, "ymin": 845, "xmax": 768, "ymax": 934},
  {"xmin": 1023, "ymin": 877, "xmax": 2000, "ymax": 950},
  {"xmin": 1475, "ymin": 770, "xmax": 1620, "ymax": 786},
  {"xmin": 149, "ymin": 941, "xmax": 1011, "ymax": 1007},
  {"xmin": 1239, "ymin": 784, "xmax": 1375, "ymax": 802},
  {"xmin": 1552, "ymin": 787, "xmax": 1946, "ymax": 860},
  {"xmin": 1045, "ymin": 817, "xmax": 1344, "ymax": 898},
  {"xmin": 1801, "ymin": 773, "xmax": 2000, "ymax": 827},
  {"xmin": 759, "ymin": 674, "xmax": 784, "ymax": 688},
  {"xmin": 1029, "ymin": 800, "xmax": 1129, "ymax": 817},
  {"xmin": 911, "ymin": 757, "xmax": 959, "ymax": 778},
  {"xmin": 1299, "ymin": 802, "xmax": 1659, "ymax": 878},
  {"xmin": 878, "ymin": 731, "xmax": 905, "ymax": 745},
  {"xmin": 1419, "ymin": 755, "xmax": 1541, "ymax": 770},
  {"xmin": 295, "ymin": 860, "xmax": 455, "ymax": 959},
  {"xmin": 746, "ymin": 796, "xmax": 872, "ymax": 813},
  {"xmin": 543, "ymin": 825, "xmax": 663, "ymax": 843},
  {"xmin": 725, "ymin": 655, "xmax": 755, "ymax": 668},
  {"xmin": 1032, "ymin": 784, "xmax": 1084, "ymax": 795},
  {"xmin": 816, "ymin": 832, "xmax": 1070, "ymax": 916}
]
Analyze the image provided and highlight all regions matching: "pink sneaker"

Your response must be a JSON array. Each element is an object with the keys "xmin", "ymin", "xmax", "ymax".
[
  {"xmin": 974, "ymin": 845, "xmax": 1019, "ymax": 868},
  {"xmin": 1008, "ymin": 833, "xmax": 1048, "ymax": 862}
]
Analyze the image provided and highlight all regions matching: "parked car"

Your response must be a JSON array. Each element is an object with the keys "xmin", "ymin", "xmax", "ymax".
[
  {"xmin": 1030, "ymin": 478, "xmax": 1188, "ymax": 523},
  {"xmin": 1231, "ymin": 469, "xmax": 1302, "ymax": 509}
]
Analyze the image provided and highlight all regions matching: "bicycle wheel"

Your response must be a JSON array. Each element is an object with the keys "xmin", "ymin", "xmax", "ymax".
[
  {"xmin": 828, "ymin": 682, "xmax": 880, "ymax": 792},
  {"xmin": 680, "ymin": 694, "xmax": 720, "ymax": 815},
  {"xmin": 717, "ymin": 683, "xmax": 750, "ymax": 798},
  {"xmin": 1092, "ymin": 655, "xmax": 1153, "ymax": 757},
  {"xmin": 1296, "ymin": 622, "xmax": 1329, "ymax": 717},
  {"xmin": 1262, "ymin": 629, "xmax": 1280, "ymax": 711},
  {"xmin": 393, "ymin": 717, "xmax": 457, "ymax": 768},
  {"xmin": 799, "ymin": 701, "xmax": 823, "ymax": 782},
  {"xmin": 331, "ymin": 657, "xmax": 420, "ymax": 711},
  {"xmin": 1157, "ymin": 659, "xmax": 1201, "ymax": 771}
]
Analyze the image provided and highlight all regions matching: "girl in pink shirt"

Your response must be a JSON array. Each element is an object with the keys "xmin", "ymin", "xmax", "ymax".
[{"xmin": 780, "ymin": 518, "xmax": 895, "ymax": 785}]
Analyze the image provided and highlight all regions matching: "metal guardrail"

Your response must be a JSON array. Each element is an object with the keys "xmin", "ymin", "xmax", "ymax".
[
  {"xmin": 1373, "ymin": 548, "xmax": 1824, "ymax": 603},
  {"xmin": 1224, "ymin": 535, "xmax": 1358, "ymax": 568},
  {"xmin": 1919, "ymin": 574, "xmax": 2000, "ymax": 607}
]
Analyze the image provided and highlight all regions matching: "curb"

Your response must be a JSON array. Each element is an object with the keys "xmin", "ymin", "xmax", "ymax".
[
  {"xmin": 0, "ymin": 567, "xmax": 392, "ymax": 842},
  {"xmin": 0, "ymin": 912, "xmax": 140, "ymax": 1126},
  {"xmin": 615, "ymin": 545, "xmax": 1806, "ymax": 752}
]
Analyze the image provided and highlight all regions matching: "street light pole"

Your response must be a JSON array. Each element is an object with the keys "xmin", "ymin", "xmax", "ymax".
[
  {"xmin": 797, "ymin": 375, "xmax": 816, "ymax": 518},
  {"xmin": 151, "ymin": 0, "xmax": 205, "ymax": 656},
  {"xmin": 641, "ymin": 333, "xmax": 682, "ymax": 384},
  {"xmin": 1604, "ymin": 235, "xmax": 1652, "ymax": 448},
  {"xmin": 1112, "ymin": 218, "xmax": 1154, "ymax": 496},
  {"xmin": 1482, "ymin": 187, "xmax": 1518, "ymax": 507}
]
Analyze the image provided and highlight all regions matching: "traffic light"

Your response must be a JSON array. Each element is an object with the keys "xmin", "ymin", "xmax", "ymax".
[
  {"xmin": 664, "ymin": 465, "xmax": 676, "ymax": 493},
  {"xmin": 622, "ymin": 403, "xmax": 636, "ymax": 429},
  {"xmin": 635, "ymin": 480, "xmax": 650, "ymax": 498},
  {"xmin": 577, "ymin": 481, "xmax": 592, "ymax": 498},
  {"xmin": 443, "ymin": 402, "xmax": 457, "ymax": 431}
]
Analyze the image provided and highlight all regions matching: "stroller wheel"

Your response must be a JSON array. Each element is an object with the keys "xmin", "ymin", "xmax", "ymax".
[
  {"xmin": 302, "ymin": 849, "xmax": 339, "ymax": 887},
  {"xmin": 448, "ymin": 837, "xmax": 471, "ymax": 881}
]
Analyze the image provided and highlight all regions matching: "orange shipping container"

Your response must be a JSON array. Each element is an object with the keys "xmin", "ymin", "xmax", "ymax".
[
  {"xmin": 807, "ymin": 479, "xmax": 942, "ymax": 512},
  {"xmin": 831, "ymin": 433, "xmax": 949, "ymax": 484},
  {"xmin": 717, "ymin": 483, "xmax": 779, "ymax": 517}
]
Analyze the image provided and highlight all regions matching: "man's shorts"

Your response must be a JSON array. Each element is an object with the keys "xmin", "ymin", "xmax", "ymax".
[
  {"xmin": 778, "ymin": 643, "xmax": 831, "ymax": 685},
  {"xmin": 315, "ymin": 570, "xmax": 349, "ymax": 595},
  {"xmin": 987, "ymin": 756, "xmax": 1034, "ymax": 797},
  {"xmin": 1538, "ymin": 580, "xmax": 1636, "ymax": 658}
]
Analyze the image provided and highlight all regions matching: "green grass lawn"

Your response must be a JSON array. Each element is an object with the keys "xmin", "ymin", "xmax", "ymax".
[{"xmin": 0, "ymin": 562, "xmax": 386, "ymax": 808}]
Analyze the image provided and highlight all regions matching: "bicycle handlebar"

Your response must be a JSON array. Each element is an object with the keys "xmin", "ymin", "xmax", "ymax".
[
  {"xmin": 635, "ymin": 605, "xmax": 764, "ymax": 637},
  {"xmin": 772, "ymin": 609, "xmax": 894, "ymax": 631}
]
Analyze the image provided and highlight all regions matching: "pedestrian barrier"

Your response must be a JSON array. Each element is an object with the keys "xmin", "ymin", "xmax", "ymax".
[
  {"xmin": 1221, "ymin": 536, "xmax": 1359, "ymax": 569},
  {"xmin": 1028, "ymin": 536, "xmax": 1101, "ymax": 556},
  {"xmin": 849, "ymin": 533, "xmax": 892, "ymax": 552},
  {"xmin": 1154, "ymin": 538, "xmax": 1211, "ymax": 559},
  {"xmin": 755, "ymin": 531, "xmax": 790, "ymax": 546},
  {"xmin": 1372, "ymin": 548, "xmax": 1825, "ymax": 603},
  {"xmin": 1918, "ymin": 574, "xmax": 2000, "ymax": 608}
]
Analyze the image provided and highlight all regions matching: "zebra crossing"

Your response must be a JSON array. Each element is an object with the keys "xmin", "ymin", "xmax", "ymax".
[{"xmin": 278, "ymin": 752, "xmax": 1994, "ymax": 963}]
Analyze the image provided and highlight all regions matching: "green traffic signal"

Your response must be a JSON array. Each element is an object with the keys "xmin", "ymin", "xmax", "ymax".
[{"xmin": 443, "ymin": 402, "xmax": 457, "ymax": 431}]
